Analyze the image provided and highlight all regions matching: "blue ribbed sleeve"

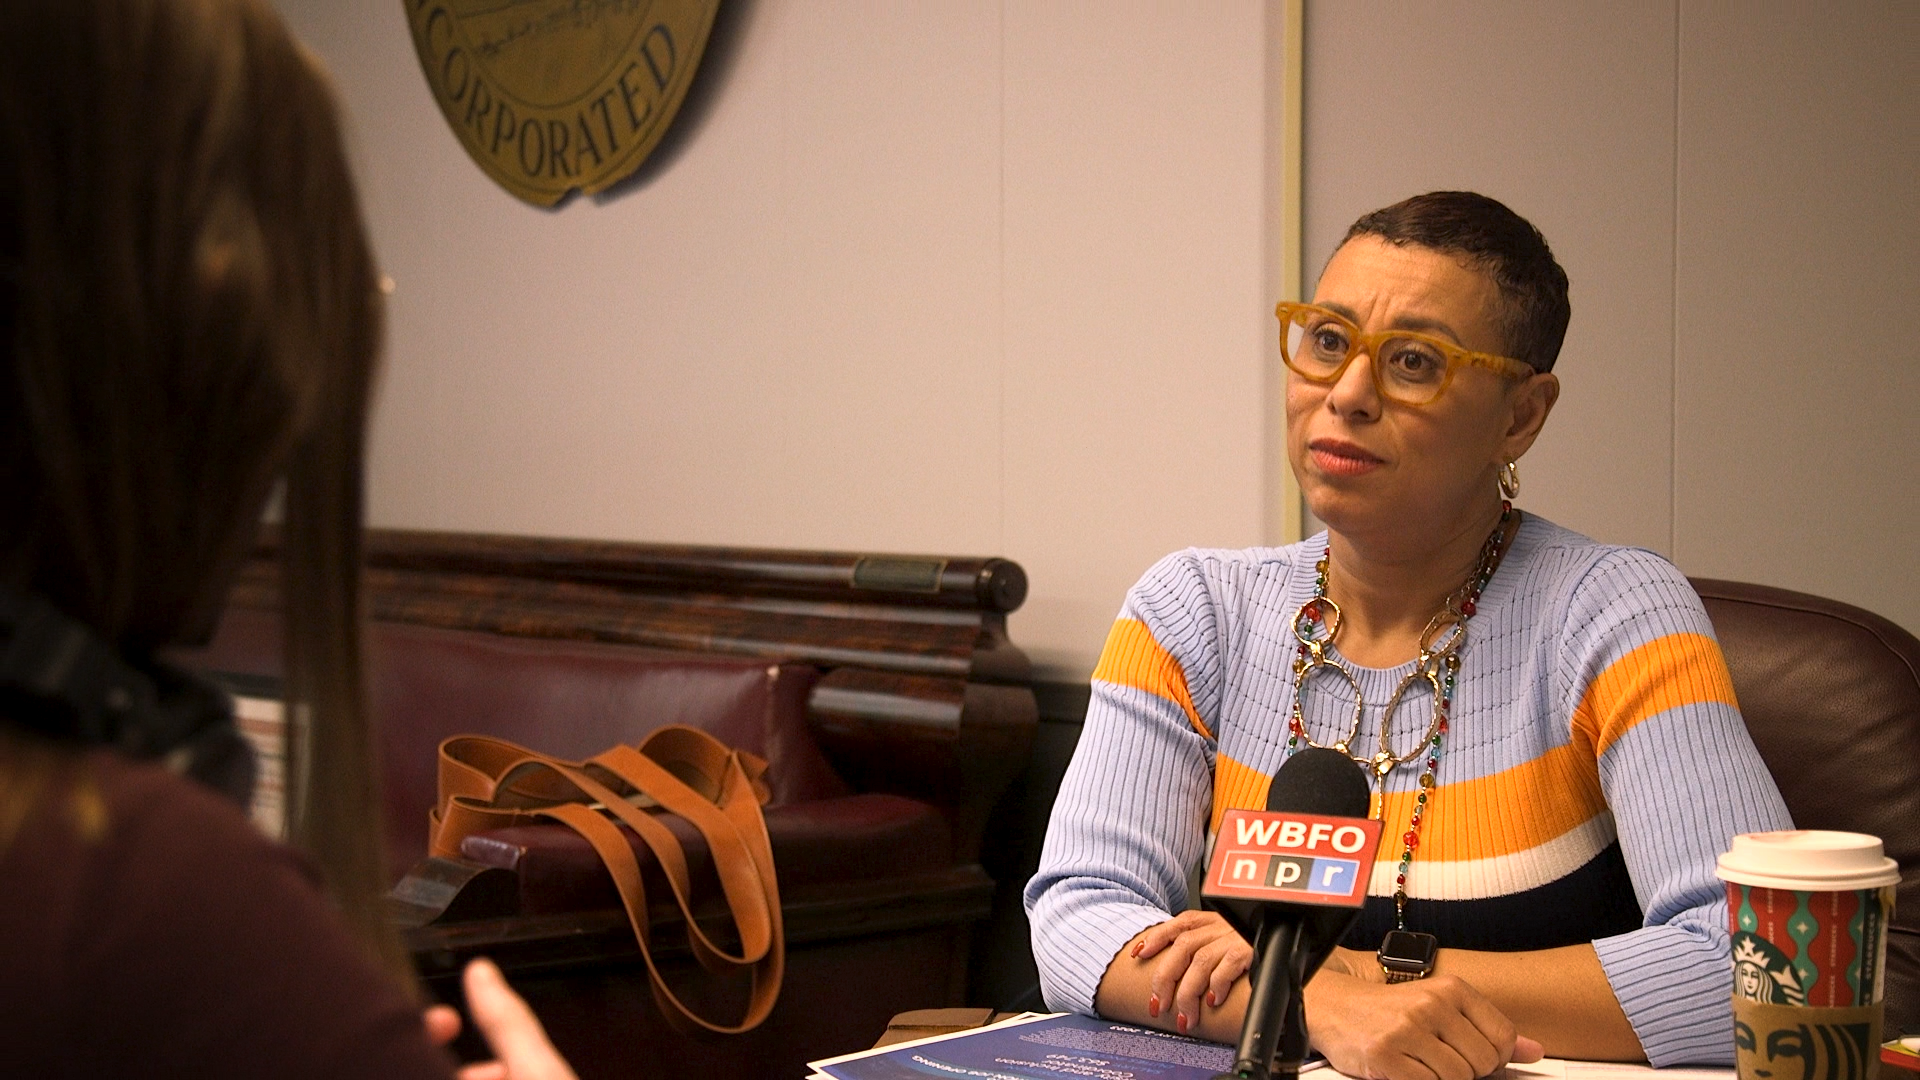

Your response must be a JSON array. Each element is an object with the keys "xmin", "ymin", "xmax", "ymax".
[
  {"xmin": 1567, "ymin": 553, "xmax": 1794, "ymax": 1064},
  {"xmin": 1025, "ymin": 550, "xmax": 1237, "ymax": 1015}
]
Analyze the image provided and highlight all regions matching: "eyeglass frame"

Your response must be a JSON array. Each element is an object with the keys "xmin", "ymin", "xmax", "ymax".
[{"xmin": 1275, "ymin": 301, "xmax": 1537, "ymax": 406}]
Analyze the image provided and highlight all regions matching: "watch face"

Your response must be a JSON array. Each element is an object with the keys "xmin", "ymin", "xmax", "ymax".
[{"xmin": 1378, "ymin": 930, "xmax": 1439, "ymax": 969}]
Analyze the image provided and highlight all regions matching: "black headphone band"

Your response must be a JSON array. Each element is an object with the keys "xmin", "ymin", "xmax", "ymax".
[{"xmin": 0, "ymin": 588, "xmax": 254, "ymax": 805}]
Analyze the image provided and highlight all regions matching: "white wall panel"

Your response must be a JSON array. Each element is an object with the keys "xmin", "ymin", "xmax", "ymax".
[
  {"xmin": 1673, "ymin": 2, "xmax": 1920, "ymax": 630},
  {"xmin": 1300, "ymin": 1, "xmax": 1680, "ymax": 555},
  {"xmin": 1001, "ymin": 6, "xmax": 1269, "ymax": 674},
  {"xmin": 278, "ymin": 1, "xmax": 1280, "ymax": 679},
  {"xmin": 308, "ymin": 3, "xmax": 1007, "ymax": 553}
]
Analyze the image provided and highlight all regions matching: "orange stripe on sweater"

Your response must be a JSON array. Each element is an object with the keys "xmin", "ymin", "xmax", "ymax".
[
  {"xmin": 1212, "ymin": 754, "xmax": 1270, "ymax": 833},
  {"xmin": 1092, "ymin": 619, "xmax": 1211, "ymax": 740},
  {"xmin": 1212, "ymin": 746, "xmax": 1609, "ymax": 864},
  {"xmin": 1570, "ymin": 632, "xmax": 1739, "ymax": 758},
  {"xmin": 1374, "ymin": 745, "xmax": 1606, "ymax": 863}
]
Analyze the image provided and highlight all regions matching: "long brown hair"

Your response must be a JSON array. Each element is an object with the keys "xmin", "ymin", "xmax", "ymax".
[{"xmin": 0, "ymin": 0, "xmax": 407, "ymax": 982}]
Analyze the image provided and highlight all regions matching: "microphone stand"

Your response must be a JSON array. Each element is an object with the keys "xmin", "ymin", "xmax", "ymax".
[
  {"xmin": 1271, "ymin": 953, "xmax": 1313, "ymax": 1079},
  {"xmin": 1212, "ymin": 919, "xmax": 1300, "ymax": 1080}
]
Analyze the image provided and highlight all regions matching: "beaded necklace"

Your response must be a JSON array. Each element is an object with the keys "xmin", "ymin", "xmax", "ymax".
[{"xmin": 1284, "ymin": 503, "xmax": 1519, "ymax": 929}]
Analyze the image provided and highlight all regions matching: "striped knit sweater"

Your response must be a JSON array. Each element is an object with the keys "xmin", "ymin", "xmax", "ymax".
[{"xmin": 1024, "ymin": 515, "xmax": 1792, "ymax": 1066}]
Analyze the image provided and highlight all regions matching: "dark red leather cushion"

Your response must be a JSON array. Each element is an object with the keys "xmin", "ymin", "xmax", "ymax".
[
  {"xmin": 367, "ymin": 622, "xmax": 845, "ymax": 878},
  {"xmin": 183, "ymin": 609, "xmax": 848, "ymax": 879},
  {"xmin": 459, "ymin": 792, "xmax": 951, "ymax": 915},
  {"xmin": 1695, "ymin": 578, "xmax": 1920, "ymax": 1030}
]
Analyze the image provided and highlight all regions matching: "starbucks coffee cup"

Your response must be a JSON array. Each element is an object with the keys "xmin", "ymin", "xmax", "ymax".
[{"xmin": 1718, "ymin": 831, "xmax": 1900, "ymax": 1080}]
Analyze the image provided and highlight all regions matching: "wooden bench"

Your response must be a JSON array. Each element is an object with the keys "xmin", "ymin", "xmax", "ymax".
[{"xmin": 189, "ymin": 529, "xmax": 1038, "ymax": 1079}]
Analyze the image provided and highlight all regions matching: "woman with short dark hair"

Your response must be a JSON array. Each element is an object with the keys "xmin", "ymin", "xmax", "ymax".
[{"xmin": 1027, "ymin": 191, "xmax": 1790, "ymax": 1077}]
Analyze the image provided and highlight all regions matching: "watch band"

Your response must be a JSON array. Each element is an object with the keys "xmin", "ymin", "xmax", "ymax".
[{"xmin": 1382, "ymin": 966, "xmax": 1428, "ymax": 984}]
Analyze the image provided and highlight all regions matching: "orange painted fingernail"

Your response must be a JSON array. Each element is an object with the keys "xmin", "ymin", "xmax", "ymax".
[
  {"xmin": 1176, "ymin": 1012, "xmax": 1189, "ymax": 1034},
  {"xmin": 1130, "ymin": 941, "xmax": 1144, "ymax": 958},
  {"xmin": 1206, "ymin": 990, "xmax": 1217, "ymax": 1007},
  {"xmin": 1147, "ymin": 994, "xmax": 1160, "ymax": 1017}
]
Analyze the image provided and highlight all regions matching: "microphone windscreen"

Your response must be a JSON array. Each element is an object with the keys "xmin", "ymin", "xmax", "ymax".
[{"xmin": 1266, "ymin": 746, "xmax": 1371, "ymax": 818}]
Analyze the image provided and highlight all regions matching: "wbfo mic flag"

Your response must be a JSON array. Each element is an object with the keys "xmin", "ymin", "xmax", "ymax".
[{"xmin": 1203, "ymin": 810, "xmax": 1382, "ymax": 907}]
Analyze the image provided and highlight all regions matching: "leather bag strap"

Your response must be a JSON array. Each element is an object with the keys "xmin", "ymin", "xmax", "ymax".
[{"xmin": 428, "ymin": 726, "xmax": 782, "ymax": 1034}]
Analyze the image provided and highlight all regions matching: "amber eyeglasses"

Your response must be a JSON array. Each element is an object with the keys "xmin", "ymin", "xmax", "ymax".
[{"xmin": 1276, "ymin": 301, "xmax": 1536, "ymax": 406}]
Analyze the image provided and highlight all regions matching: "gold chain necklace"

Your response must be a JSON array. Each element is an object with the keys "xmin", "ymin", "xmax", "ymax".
[{"xmin": 1284, "ymin": 505, "xmax": 1520, "ymax": 928}]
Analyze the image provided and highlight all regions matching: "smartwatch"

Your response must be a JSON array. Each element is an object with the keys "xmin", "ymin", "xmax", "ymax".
[{"xmin": 1376, "ymin": 930, "xmax": 1439, "ymax": 983}]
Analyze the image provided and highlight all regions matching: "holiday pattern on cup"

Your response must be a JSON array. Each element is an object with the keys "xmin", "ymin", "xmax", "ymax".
[{"xmin": 1729, "ymin": 883, "xmax": 1890, "ymax": 1008}]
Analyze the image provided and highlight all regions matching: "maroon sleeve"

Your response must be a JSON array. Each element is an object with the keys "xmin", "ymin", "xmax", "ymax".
[{"xmin": 4, "ymin": 752, "xmax": 456, "ymax": 1079}]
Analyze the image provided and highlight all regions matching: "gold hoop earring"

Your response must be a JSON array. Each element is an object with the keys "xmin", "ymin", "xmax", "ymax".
[{"xmin": 1499, "ymin": 461, "xmax": 1521, "ymax": 501}]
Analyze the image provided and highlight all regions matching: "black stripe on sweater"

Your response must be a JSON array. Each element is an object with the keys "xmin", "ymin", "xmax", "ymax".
[{"xmin": 1340, "ymin": 840, "xmax": 1645, "ymax": 954}]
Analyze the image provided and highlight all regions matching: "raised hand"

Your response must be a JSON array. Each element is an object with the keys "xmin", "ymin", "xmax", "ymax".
[{"xmin": 454, "ymin": 958, "xmax": 579, "ymax": 1080}]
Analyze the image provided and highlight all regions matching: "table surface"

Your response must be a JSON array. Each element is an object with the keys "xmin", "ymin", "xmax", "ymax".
[
  {"xmin": 874, "ymin": 1008, "xmax": 1020, "ymax": 1048},
  {"xmin": 873, "ymin": 1011, "xmax": 1738, "ymax": 1079}
]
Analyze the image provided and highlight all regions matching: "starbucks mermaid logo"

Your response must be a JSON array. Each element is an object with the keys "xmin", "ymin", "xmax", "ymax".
[{"xmin": 1735, "ymin": 931, "xmax": 1808, "ymax": 1006}]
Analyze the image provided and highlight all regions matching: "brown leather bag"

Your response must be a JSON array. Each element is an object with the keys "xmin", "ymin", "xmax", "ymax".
[{"xmin": 428, "ymin": 725, "xmax": 783, "ymax": 1034}]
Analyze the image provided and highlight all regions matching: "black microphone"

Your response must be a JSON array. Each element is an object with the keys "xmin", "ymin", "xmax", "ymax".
[{"xmin": 1204, "ymin": 747, "xmax": 1374, "ymax": 1080}]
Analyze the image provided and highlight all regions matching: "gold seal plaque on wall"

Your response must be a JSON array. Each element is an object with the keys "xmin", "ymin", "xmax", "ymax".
[{"xmin": 405, "ymin": 0, "xmax": 721, "ymax": 207}]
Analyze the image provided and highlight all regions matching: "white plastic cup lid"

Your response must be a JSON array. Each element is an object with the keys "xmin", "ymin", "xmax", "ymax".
[{"xmin": 1717, "ymin": 830, "xmax": 1901, "ymax": 891}]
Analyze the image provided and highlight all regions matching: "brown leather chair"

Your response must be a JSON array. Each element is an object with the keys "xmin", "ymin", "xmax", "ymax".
[{"xmin": 1696, "ymin": 578, "xmax": 1920, "ymax": 1033}]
